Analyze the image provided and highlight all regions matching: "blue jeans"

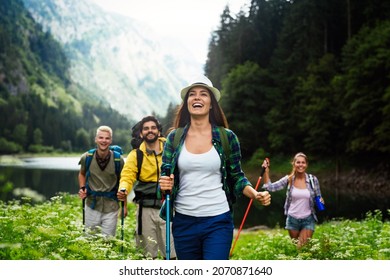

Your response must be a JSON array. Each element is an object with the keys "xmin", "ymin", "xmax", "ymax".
[{"xmin": 172, "ymin": 211, "xmax": 234, "ymax": 260}]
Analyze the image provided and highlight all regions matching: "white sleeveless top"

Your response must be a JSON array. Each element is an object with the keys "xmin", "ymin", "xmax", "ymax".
[{"xmin": 176, "ymin": 144, "xmax": 230, "ymax": 217}]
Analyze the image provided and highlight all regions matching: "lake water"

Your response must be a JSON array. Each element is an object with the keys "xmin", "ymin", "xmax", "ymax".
[{"xmin": 0, "ymin": 157, "xmax": 81, "ymax": 202}]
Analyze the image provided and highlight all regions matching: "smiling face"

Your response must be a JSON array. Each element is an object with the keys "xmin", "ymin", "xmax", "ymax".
[
  {"xmin": 141, "ymin": 120, "xmax": 159, "ymax": 143},
  {"xmin": 293, "ymin": 155, "xmax": 308, "ymax": 174},
  {"xmin": 186, "ymin": 85, "xmax": 212, "ymax": 117},
  {"xmin": 95, "ymin": 130, "xmax": 112, "ymax": 152}
]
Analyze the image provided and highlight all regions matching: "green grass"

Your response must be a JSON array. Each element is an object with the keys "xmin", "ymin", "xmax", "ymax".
[
  {"xmin": 230, "ymin": 210, "xmax": 390, "ymax": 260},
  {"xmin": 0, "ymin": 194, "xmax": 389, "ymax": 260}
]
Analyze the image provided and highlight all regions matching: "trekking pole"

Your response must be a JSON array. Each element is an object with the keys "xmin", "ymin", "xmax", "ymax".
[
  {"xmin": 81, "ymin": 186, "xmax": 86, "ymax": 232},
  {"xmin": 162, "ymin": 166, "xmax": 171, "ymax": 260},
  {"xmin": 166, "ymin": 190, "xmax": 171, "ymax": 260},
  {"xmin": 230, "ymin": 158, "xmax": 269, "ymax": 257},
  {"xmin": 120, "ymin": 188, "xmax": 126, "ymax": 254}
]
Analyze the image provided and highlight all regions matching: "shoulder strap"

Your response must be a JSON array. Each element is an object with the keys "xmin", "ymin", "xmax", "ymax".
[
  {"xmin": 308, "ymin": 174, "xmax": 313, "ymax": 187},
  {"xmin": 113, "ymin": 151, "xmax": 121, "ymax": 177},
  {"xmin": 84, "ymin": 149, "xmax": 96, "ymax": 194},
  {"xmin": 173, "ymin": 127, "xmax": 184, "ymax": 149},
  {"xmin": 136, "ymin": 148, "xmax": 143, "ymax": 181},
  {"xmin": 112, "ymin": 150, "xmax": 121, "ymax": 191},
  {"xmin": 308, "ymin": 174, "xmax": 319, "ymax": 196},
  {"xmin": 85, "ymin": 148, "xmax": 96, "ymax": 172},
  {"xmin": 218, "ymin": 127, "xmax": 230, "ymax": 159}
]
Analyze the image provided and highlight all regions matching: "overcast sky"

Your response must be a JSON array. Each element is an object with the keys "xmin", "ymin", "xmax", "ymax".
[{"xmin": 91, "ymin": 0, "xmax": 251, "ymax": 66}]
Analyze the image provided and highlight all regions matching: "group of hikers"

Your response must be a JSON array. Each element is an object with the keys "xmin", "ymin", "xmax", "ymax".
[{"xmin": 77, "ymin": 76, "xmax": 325, "ymax": 260}]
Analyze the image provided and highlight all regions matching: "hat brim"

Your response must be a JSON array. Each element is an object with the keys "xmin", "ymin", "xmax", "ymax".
[{"xmin": 180, "ymin": 83, "xmax": 221, "ymax": 102}]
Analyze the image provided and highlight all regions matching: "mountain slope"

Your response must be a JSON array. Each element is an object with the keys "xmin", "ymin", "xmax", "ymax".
[{"xmin": 22, "ymin": 0, "xmax": 200, "ymax": 119}]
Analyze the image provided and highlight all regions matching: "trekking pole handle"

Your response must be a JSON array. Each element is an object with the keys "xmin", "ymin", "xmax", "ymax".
[
  {"xmin": 259, "ymin": 157, "xmax": 269, "ymax": 177},
  {"xmin": 120, "ymin": 188, "xmax": 126, "ymax": 203},
  {"xmin": 81, "ymin": 186, "xmax": 86, "ymax": 202},
  {"xmin": 120, "ymin": 188, "xmax": 126, "ymax": 217},
  {"xmin": 162, "ymin": 165, "xmax": 171, "ymax": 195}
]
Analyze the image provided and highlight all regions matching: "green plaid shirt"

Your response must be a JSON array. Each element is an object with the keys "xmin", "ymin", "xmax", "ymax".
[{"xmin": 160, "ymin": 124, "xmax": 251, "ymax": 211}]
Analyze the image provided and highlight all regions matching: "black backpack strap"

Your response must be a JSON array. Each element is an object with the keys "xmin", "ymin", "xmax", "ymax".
[{"xmin": 136, "ymin": 148, "xmax": 143, "ymax": 181}]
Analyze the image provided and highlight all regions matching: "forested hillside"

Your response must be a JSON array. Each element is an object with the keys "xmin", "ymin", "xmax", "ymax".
[
  {"xmin": 0, "ymin": 0, "xmax": 131, "ymax": 154},
  {"xmin": 206, "ymin": 0, "xmax": 390, "ymax": 163}
]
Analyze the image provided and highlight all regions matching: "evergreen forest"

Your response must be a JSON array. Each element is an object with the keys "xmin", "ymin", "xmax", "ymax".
[{"xmin": 205, "ymin": 0, "xmax": 390, "ymax": 164}]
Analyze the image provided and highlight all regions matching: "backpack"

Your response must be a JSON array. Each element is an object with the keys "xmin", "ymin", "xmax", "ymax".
[
  {"xmin": 84, "ymin": 145, "xmax": 123, "ymax": 208},
  {"xmin": 130, "ymin": 121, "xmax": 143, "ymax": 150}
]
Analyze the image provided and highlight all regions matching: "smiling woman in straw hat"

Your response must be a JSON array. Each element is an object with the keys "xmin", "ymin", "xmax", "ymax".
[{"xmin": 158, "ymin": 75, "xmax": 271, "ymax": 260}]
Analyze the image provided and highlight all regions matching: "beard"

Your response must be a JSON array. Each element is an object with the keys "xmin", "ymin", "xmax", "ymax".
[{"xmin": 143, "ymin": 133, "xmax": 159, "ymax": 143}]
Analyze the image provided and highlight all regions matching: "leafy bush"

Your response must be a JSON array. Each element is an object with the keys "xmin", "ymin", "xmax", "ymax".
[
  {"xmin": 27, "ymin": 144, "xmax": 55, "ymax": 153},
  {"xmin": 0, "ymin": 138, "xmax": 22, "ymax": 154}
]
